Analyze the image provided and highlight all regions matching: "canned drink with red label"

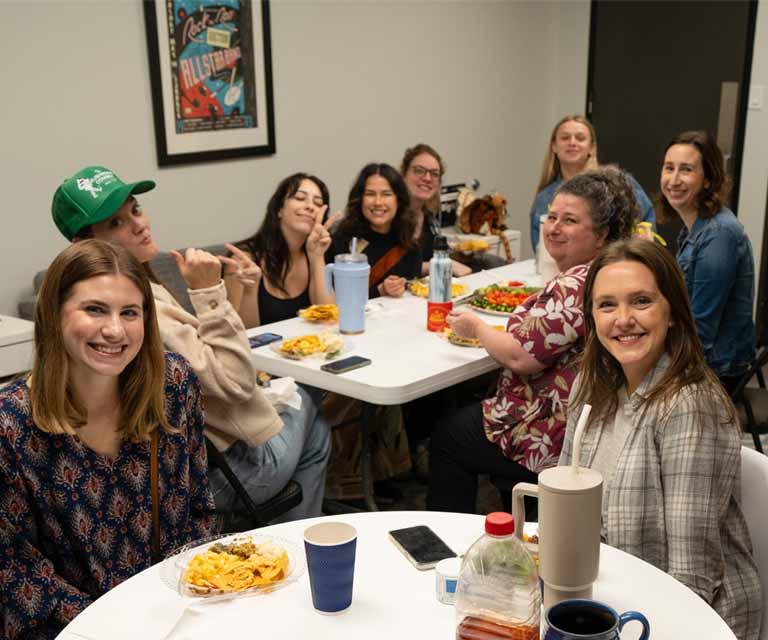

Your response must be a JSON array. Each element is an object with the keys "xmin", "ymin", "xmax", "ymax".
[{"xmin": 427, "ymin": 301, "xmax": 453, "ymax": 332}]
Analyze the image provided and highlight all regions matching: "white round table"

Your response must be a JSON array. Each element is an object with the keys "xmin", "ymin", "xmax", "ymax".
[{"xmin": 58, "ymin": 511, "xmax": 735, "ymax": 640}]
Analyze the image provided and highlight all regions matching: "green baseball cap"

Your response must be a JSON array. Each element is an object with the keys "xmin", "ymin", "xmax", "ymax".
[{"xmin": 52, "ymin": 166, "xmax": 156, "ymax": 240}]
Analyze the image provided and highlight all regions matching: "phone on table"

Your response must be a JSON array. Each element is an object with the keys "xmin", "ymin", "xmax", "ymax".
[
  {"xmin": 388, "ymin": 525, "xmax": 456, "ymax": 570},
  {"xmin": 248, "ymin": 333, "xmax": 282, "ymax": 348},
  {"xmin": 320, "ymin": 355, "xmax": 372, "ymax": 374}
]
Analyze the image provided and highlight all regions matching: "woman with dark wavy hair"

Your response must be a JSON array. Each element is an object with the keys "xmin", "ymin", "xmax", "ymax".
[
  {"xmin": 560, "ymin": 239, "xmax": 761, "ymax": 640},
  {"xmin": 228, "ymin": 172, "xmax": 334, "ymax": 327},
  {"xmin": 329, "ymin": 163, "xmax": 421, "ymax": 298},
  {"xmin": 659, "ymin": 130, "xmax": 755, "ymax": 390}
]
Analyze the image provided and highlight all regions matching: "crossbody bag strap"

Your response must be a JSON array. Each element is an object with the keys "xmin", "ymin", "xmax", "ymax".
[
  {"xmin": 150, "ymin": 428, "xmax": 161, "ymax": 565},
  {"xmin": 369, "ymin": 245, "xmax": 407, "ymax": 287}
]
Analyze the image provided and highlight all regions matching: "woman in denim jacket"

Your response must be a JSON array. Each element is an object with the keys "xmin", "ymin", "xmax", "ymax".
[{"xmin": 659, "ymin": 130, "xmax": 755, "ymax": 390}]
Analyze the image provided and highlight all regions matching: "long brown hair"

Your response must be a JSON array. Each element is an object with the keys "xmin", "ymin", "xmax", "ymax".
[
  {"xmin": 536, "ymin": 115, "xmax": 599, "ymax": 193},
  {"xmin": 32, "ymin": 239, "xmax": 171, "ymax": 440},
  {"xmin": 573, "ymin": 239, "xmax": 735, "ymax": 424},
  {"xmin": 235, "ymin": 173, "xmax": 330, "ymax": 295},
  {"xmin": 657, "ymin": 130, "xmax": 730, "ymax": 223},
  {"xmin": 335, "ymin": 163, "xmax": 417, "ymax": 250},
  {"xmin": 400, "ymin": 143, "xmax": 445, "ymax": 213}
]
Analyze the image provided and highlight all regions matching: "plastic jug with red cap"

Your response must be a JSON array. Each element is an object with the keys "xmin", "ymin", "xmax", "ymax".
[{"xmin": 454, "ymin": 512, "xmax": 540, "ymax": 640}]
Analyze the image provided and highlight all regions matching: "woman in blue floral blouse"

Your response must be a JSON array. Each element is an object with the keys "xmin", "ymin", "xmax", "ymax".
[{"xmin": 0, "ymin": 240, "xmax": 217, "ymax": 639}]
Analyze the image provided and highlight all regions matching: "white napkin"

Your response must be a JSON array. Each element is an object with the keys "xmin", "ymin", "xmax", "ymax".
[
  {"xmin": 62, "ymin": 584, "xmax": 189, "ymax": 640},
  {"xmin": 262, "ymin": 377, "xmax": 303, "ymax": 412}
]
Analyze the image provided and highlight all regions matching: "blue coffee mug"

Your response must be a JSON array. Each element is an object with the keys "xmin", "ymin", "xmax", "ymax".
[{"xmin": 544, "ymin": 599, "xmax": 650, "ymax": 640}]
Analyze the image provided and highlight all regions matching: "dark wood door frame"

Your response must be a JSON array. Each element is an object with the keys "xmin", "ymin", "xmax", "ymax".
[{"xmin": 585, "ymin": 0, "xmax": 759, "ymax": 214}]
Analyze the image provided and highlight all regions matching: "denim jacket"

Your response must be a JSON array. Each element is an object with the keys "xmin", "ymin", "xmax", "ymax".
[
  {"xmin": 529, "ymin": 173, "xmax": 656, "ymax": 250},
  {"xmin": 676, "ymin": 208, "xmax": 755, "ymax": 378}
]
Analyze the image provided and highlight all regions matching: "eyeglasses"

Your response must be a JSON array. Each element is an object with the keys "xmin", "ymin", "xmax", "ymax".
[{"xmin": 410, "ymin": 165, "xmax": 441, "ymax": 180}]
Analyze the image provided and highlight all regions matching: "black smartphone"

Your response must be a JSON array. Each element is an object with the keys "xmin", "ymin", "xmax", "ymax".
[
  {"xmin": 320, "ymin": 355, "xmax": 372, "ymax": 374},
  {"xmin": 248, "ymin": 333, "xmax": 282, "ymax": 348},
  {"xmin": 388, "ymin": 525, "xmax": 456, "ymax": 570}
]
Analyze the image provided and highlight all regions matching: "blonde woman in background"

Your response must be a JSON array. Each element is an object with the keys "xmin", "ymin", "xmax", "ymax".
[{"xmin": 530, "ymin": 115, "xmax": 656, "ymax": 250}]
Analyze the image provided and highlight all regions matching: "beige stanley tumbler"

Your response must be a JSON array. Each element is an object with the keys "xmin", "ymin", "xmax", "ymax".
[{"xmin": 513, "ymin": 465, "xmax": 603, "ymax": 610}]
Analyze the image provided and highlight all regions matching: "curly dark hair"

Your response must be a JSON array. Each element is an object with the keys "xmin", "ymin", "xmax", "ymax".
[
  {"xmin": 555, "ymin": 165, "xmax": 639, "ymax": 242},
  {"xmin": 657, "ymin": 130, "xmax": 730, "ymax": 223},
  {"xmin": 235, "ymin": 173, "xmax": 329, "ymax": 295},
  {"xmin": 334, "ymin": 163, "xmax": 417, "ymax": 250}
]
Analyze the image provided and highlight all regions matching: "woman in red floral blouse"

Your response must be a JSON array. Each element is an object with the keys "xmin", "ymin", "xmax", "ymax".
[
  {"xmin": 0, "ymin": 240, "xmax": 217, "ymax": 639},
  {"xmin": 427, "ymin": 167, "xmax": 638, "ymax": 513}
]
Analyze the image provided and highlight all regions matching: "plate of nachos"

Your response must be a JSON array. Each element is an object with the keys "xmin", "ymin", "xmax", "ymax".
[
  {"xmin": 443, "ymin": 326, "xmax": 505, "ymax": 347},
  {"xmin": 160, "ymin": 533, "xmax": 304, "ymax": 599},
  {"xmin": 298, "ymin": 304, "xmax": 339, "ymax": 324},
  {"xmin": 408, "ymin": 277, "xmax": 468, "ymax": 300},
  {"xmin": 272, "ymin": 330, "xmax": 345, "ymax": 360}
]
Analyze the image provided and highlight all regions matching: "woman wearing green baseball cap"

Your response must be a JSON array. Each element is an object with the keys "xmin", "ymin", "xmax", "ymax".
[{"xmin": 51, "ymin": 166, "xmax": 331, "ymax": 523}]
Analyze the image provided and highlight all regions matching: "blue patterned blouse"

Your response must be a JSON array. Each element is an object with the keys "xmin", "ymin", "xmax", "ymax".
[{"xmin": 0, "ymin": 352, "xmax": 218, "ymax": 639}]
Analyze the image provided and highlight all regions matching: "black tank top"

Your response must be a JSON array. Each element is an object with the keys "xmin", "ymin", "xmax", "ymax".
[{"xmin": 257, "ymin": 278, "xmax": 311, "ymax": 325}]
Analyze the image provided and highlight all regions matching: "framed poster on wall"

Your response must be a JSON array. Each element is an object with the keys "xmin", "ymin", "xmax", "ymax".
[{"xmin": 143, "ymin": 0, "xmax": 275, "ymax": 166}]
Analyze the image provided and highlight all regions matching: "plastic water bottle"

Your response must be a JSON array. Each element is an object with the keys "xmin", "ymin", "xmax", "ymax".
[
  {"xmin": 427, "ymin": 235, "xmax": 453, "ymax": 332},
  {"xmin": 455, "ymin": 512, "xmax": 541, "ymax": 640}
]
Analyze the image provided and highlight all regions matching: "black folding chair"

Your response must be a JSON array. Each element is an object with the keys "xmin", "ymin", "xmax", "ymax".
[
  {"xmin": 205, "ymin": 436, "xmax": 303, "ymax": 532},
  {"xmin": 730, "ymin": 347, "xmax": 768, "ymax": 454}
]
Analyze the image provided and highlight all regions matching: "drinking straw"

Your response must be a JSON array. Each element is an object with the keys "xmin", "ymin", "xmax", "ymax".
[
  {"xmin": 571, "ymin": 403, "xmax": 592, "ymax": 472},
  {"xmin": 351, "ymin": 237, "xmax": 358, "ymax": 254}
]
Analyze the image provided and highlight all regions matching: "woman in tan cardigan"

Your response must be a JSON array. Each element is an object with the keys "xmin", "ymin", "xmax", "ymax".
[{"xmin": 50, "ymin": 165, "xmax": 331, "ymax": 521}]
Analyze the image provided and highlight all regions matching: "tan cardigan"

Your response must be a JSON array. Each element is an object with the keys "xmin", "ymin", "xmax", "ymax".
[{"xmin": 151, "ymin": 281, "xmax": 283, "ymax": 451}]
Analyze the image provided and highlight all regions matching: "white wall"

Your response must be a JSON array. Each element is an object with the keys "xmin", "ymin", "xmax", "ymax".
[
  {"xmin": 740, "ymin": 1, "xmax": 768, "ymax": 307},
  {"xmin": 0, "ymin": 0, "xmax": 589, "ymax": 317}
]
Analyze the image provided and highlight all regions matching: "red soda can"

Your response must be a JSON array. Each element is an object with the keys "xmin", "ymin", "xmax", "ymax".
[{"xmin": 427, "ymin": 301, "xmax": 453, "ymax": 332}]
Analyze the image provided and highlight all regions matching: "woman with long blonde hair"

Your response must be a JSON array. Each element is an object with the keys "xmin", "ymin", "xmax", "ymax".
[
  {"xmin": 0, "ymin": 240, "xmax": 216, "ymax": 638},
  {"xmin": 529, "ymin": 115, "xmax": 655, "ymax": 250}
]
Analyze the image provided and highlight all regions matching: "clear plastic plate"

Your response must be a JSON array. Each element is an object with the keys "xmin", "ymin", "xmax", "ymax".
[
  {"xmin": 159, "ymin": 532, "xmax": 305, "ymax": 601},
  {"xmin": 269, "ymin": 331, "xmax": 347, "ymax": 361}
]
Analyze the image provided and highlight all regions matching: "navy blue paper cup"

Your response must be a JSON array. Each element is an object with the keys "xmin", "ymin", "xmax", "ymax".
[{"xmin": 304, "ymin": 522, "xmax": 357, "ymax": 614}]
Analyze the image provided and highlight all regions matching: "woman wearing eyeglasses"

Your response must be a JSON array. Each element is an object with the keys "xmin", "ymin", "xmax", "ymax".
[{"xmin": 401, "ymin": 144, "xmax": 472, "ymax": 277}]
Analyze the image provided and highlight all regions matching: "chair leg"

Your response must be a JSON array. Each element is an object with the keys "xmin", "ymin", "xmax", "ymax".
[
  {"xmin": 752, "ymin": 431, "xmax": 764, "ymax": 454},
  {"xmin": 743, "ymin": 403, "xmax": 765, "ymax": 454},
  {"xmin": 361, "ymin": 402, "xmax": 378, "ymax": 512}
]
